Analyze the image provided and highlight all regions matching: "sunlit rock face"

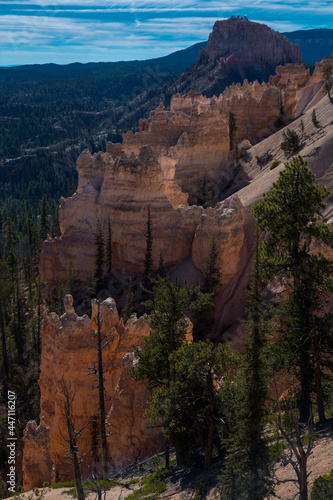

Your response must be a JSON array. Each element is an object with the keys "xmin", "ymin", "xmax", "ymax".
[{"xmin": 23, "ymin": 296, "xmax": 164, "ymax": 485}]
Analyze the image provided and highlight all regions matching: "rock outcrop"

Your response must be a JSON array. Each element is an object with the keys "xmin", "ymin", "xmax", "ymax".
[
  {"xmin": 172, "ymin": 18, "xmax": 302, "ymax": 97},
  {"xmin": 23, "ymin": 419, "xmax": 55, "ymax": 490},
  {"xmin": 22, "ymin": 296, "xmax": 165, "ymax": 486},
  {"xmin": 201, "ymin": 19, "xmax": 301, "ymax": 66},
  {"xmin": 39, "ymin": 145, "xmax": 247, "ymax": 297},
  {"xmin": 40, "ymin": 74, "xmax": 299, "ymax": 301},
  {"xmin": 269, "ymin": 63, "xmax": 310, "ymax": 89}
]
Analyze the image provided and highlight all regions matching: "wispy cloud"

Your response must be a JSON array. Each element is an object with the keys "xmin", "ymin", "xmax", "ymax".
[{"xmin": 0, "ymin": 0, "xmax": 331, "ymax": 66}]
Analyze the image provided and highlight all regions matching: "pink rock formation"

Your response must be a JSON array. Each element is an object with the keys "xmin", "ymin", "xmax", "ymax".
[
  {"xmin": 199, "ymin": 19, "xmax": 301, "ymax": 68},
  {"xmin": 308, "ymin": 56, "xmax": 333, "ymax": 86},
  {"xmin": 22, "ymin": 419, "xmax": 55, "ymax": 490},
  {"xmin": 269, "ymin": 63, "xmax": 310, "ymax": 89},
  {"xmin": 106, "ymin": 81, "xmax": 297, "ymax": 199},
  {"xmin": 23, "ymin": 296, "xmax": 164, "ymax": 485}
]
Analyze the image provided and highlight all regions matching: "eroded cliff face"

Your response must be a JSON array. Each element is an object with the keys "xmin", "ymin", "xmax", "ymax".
[
  {"xmin": 173, "ymin": 18, "xmax": 302, "ymax": 97},
  {"xmin": 269, "ymin": 63, "xmax": 311, "ymax": 89},
  {"xmin": 202, "ymin": 19, "xmax": 301, "ymax": 67},
  {"xmin": 23, "ymin": 295, "xmax": 164, "ymax": 488}
]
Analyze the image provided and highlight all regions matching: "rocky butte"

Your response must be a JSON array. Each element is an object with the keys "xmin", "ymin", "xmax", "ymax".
[{"xmin": 173, "ymin": 18, "xmax": 302, "ymax": 97}]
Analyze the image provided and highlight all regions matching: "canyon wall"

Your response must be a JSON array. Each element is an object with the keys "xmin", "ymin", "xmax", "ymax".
[
  {"xmin": 40, "ymin": 72, "xmax": 299, "ymax": 300},
  {"xmin": 23, "ymin": 295, "xmax": 164, "ymax": 489}
]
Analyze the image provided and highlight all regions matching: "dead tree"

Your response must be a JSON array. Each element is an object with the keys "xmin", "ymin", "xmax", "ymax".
[
  {"xmin": 87, "ymin": 300, "xmax": 113, "ymax": 479},
  {"xmin": 275, "ymin": 391, "xmax": 314, "ymax": 500},
  {"xmin": 60, "ymin": 380, "xmax": 90, "ymax": 500}
]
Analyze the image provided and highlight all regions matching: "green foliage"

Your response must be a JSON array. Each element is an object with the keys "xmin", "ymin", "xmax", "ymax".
[
  {"xmin": 148, "ymin": 341, "xmax": 237, "ymax": 468},
  {"xmin": 143, "ymin": 206, "xmax": 153, "ymax": 286},
  {"xmin": 312, "ymin": 108, "xmax": 319, "ymax": 126},
  {"xmin": 253, "ymin": 155, "xmax": 333, "ymax": 423},
  {"xmin": 125, "ymin": 468, "xmax": 170, "ymax": 500},
  {"xmin": 311, "ymin": 469, "xmax": 333, "ymax": 499},
  {"xmin": 93, "ymin": 220, "xmax": 105, "ymax": 293},
  {"xmin": 220, "ymin": 232, "xmax": 273, "ymax": 500},
  {"xmin": 269, "ymin": 160, "xmax": 280, "ymax": 170},
  {"xmin": 280, "ymin": 128, "xmax": 300, "ymax": 157},
  {"xmin": 50, "ymin": 481, "xmax": 76, "ymax": 489},
  {"xmin": 228, "ymin": 111, "xmax": 238, "ymax": 151},
  {"xmin": 106, "ymin": 218, "xmax": 112, "ymax": 276},
  {"xmin": 203, "ymin": 233, "xmax": 221, "ymax": 294},
  {"xmin": 268, "ymin": 441, "xmax": 285, "ymax": 461},
  {"xmin": 132, "ymin": 277, "xmax": 214, "ymax": 465},
  {"xmin": 132, "ymin": 277, "xmax": 212, "ymax": 390}
]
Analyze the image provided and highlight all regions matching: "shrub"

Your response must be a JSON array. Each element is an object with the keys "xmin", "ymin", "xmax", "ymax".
[
  {"xmin": 311, "ymin": 469, "xmax": 333, "ymax": 499},
  {"xmin": 280, "ymin": 129, "xmax": 300, "ymax": 157},
  {"xmin": 270, "ymin": 160, "xmax": 281, "ymax": 170}
]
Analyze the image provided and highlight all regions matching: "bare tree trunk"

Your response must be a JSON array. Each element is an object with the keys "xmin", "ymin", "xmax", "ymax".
[
  {"xmin": 312, "ymin": 335, "xmax": 326, "ymax": 424},
  {"xmin": 96, "ymin": 302, "xmax": 108, "ymax": 479},
  {"xmin": 61, "ymin": 381, "xmax": 85, "ymax": 500}
]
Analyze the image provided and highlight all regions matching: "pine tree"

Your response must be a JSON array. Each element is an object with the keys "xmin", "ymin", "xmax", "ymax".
[
  {"xmin": 106, "ymin": 218, "xmax": 112, "ymax": 277},
  {"xmin": 132, "ymin": 277, "xmax": 212, "ymax": 466},
  {"xmin": 52, "ymin": 206, "xmax": 61, "ymax": 237},
  {"xmin": 203, "ymin": 233, "xmax": 221, "ymax": 294},
  {"xmin": 40, "ymin": 194, "xmax": 48, "ymax": 242},
  {"xmin": 157, "ymin": 252, "xmax": 166, "ymax": 278},
  {"xmin": 252, "ymin": 155, "xmax": 333, "ymax": 423},
  {"xmin": 220, "ymin": 230, "xmax": 272, "ymax": 499},
  {"xmin": 312, "ymin": 108, "xmax": 319, "ymax": 127},
  {"xmin": 143, "ymin": 206, "xmax": 153, "ymax": 287},
  {"xmin": 228, "ymin": 111, "xmax": 238, "ymax": 151},
  {"xmin": 93, "ymin": 221, "xmax": 105, "ymax": 294}
]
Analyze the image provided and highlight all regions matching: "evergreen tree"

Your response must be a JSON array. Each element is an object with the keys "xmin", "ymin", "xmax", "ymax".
[
  {"xmin": 143, "ymin": 206, "xmax": 153, "ymax": 284},
  {"xmin": 280, "ymin": 128, "xmax": 300, "ymax": 157},
  {"xmin": 40, "ymin": 194, "xmax": 48, "ymax": 242},
  {"xmin": 148, "ymin": 341, "xmax": 234, "ymax": 469},
  {"xmin": 228, "ymin": 111, "xmax": 238, "ymax": 151},
  {"xmin": 106, "ymin": 218, "xmax": 112, "ymax": 277},
  {"xmin": 252, "ymin": 155, "xmax": 333, "ymax": 423},
  {"xmin": 203, "ymin": 233, "xmax": 221, "ymax": 294},
  {"xmin": 157, "ymin": 252, "xmax": 166, "ymax": 278},
  {"xmin": 93, "ymin": 221, "xmax": 105, "ymax": 294},
  {"xmin": 312, "ymin": 108, "xmax": 319, "ymax": 127},
  {"xmin": 0, "ymin": 260, "xmax": 10, "ymax": 387},
  {"xmin": 51, "ymin": 206, "xmax": 61, "ymax": 238},
  {"xmin": 132, "ymin": 277, "xmax": 212, "ymax": 465},
  {"xmin": 221, "ymin": 229, "xmax": 273, "ymax": 500}
]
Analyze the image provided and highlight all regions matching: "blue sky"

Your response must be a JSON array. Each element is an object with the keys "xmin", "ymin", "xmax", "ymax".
[{"xmin": 0, "ymin": 1, "xmax": 332, "ymax": 67}]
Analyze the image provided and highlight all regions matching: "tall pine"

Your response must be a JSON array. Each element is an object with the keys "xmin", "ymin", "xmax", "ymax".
[
  {"xmin": 143, "ymin": 206, "xmax": 153, "ymax": 288},
  {"xmin": 93, "ymin": 220, "xmax": 105, "ymax": 294},
  {"xmin": 252, "ymin": 155, "xmax": 333, "ymax": 423},
  {"xmin": 220, "ymin": 229, "xmax": 272, "ymax": 500}
]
